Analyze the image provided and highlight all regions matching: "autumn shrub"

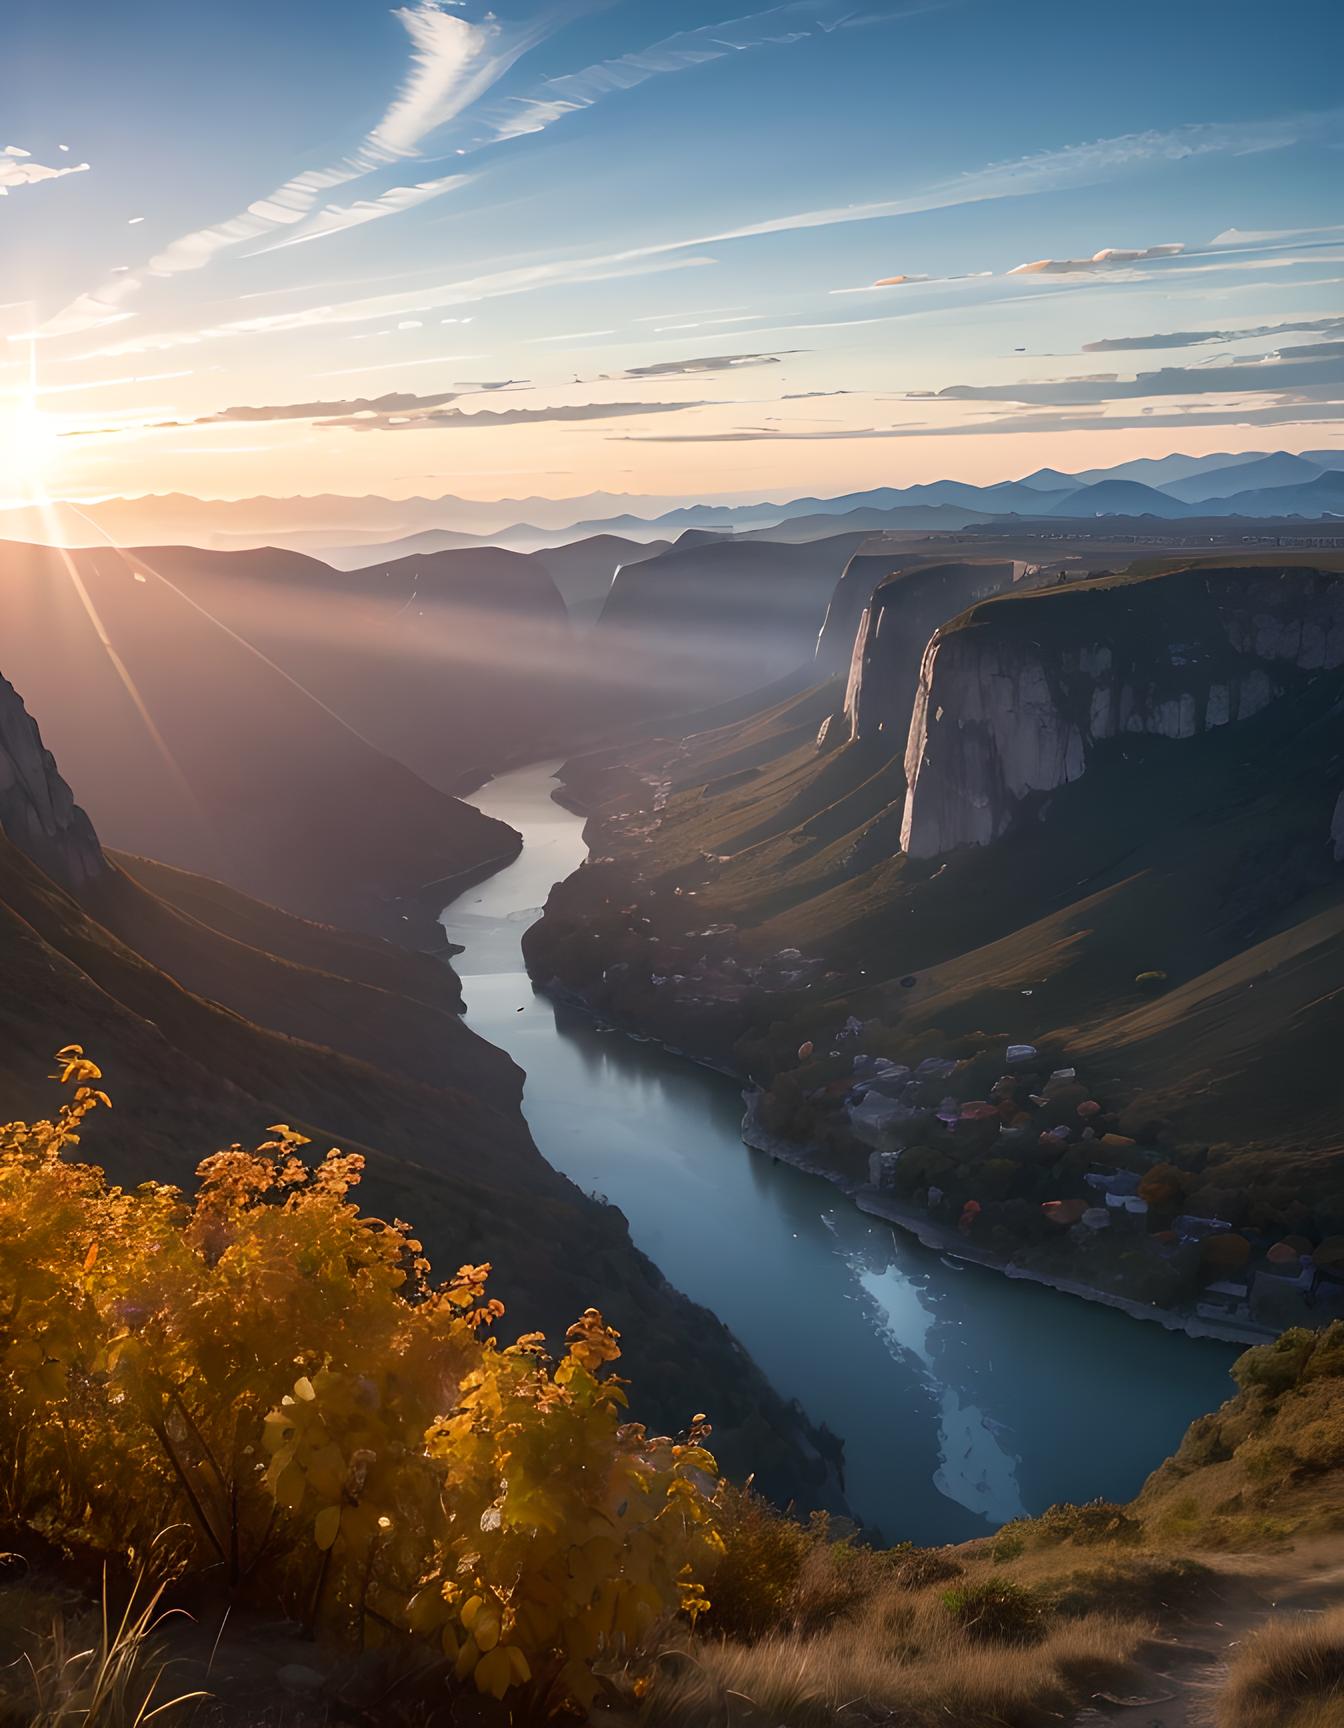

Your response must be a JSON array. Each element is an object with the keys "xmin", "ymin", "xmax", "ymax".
[
  {"xmin": 699, "ymin": 1486, "xmax": 812, "ymax": 1638},
  {"xmin": 701, "ymin": 1491, "xmax": 886, "ymax": 1640},
  {"xmin": 941, "ymin": 1575, "xmax": 1046, "ymax": 1644},
  {"xmin": 1014, "ymin": 1499, "xmax": 1143, "ymax": 1549},
  {"xmin": 887, "ymin": 1540, "xmax": 962, "ymax": 1591},
  {"xmin": 0, "ymin": 1050, "xmax": 721, "ymax": 1713},
  {"xmin": 988, "ymin": 1528, "xmax": 1026, "ymax": 1562}
]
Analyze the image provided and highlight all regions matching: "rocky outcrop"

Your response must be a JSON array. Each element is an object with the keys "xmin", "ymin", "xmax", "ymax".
[
  {"xmin": 901, "ymin": 566, "xmax": 1344, "ymax": 858},
  {"xmin": 0, "ymin": 673, "xmax": 104, "ymax": 892},
  {"xmin": 836, "ymin": 558, "xmax": 1019, "ymax": 744},
  {"xmin": 815, "ymin": 545, "xmax": 1018, "ymax": 680}
]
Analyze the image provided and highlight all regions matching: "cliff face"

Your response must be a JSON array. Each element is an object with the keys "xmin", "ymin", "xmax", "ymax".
[
  {"xmin": 839, "ymin": 559, "xmax": 1018, "ymax": 745},
  {"xmin": 0, "ymin": 674, "xmax": 104, "ymax": 893},
  {"xmin": 591, "ymin": 535, "xmax": 861, "ymax": 711},
  {"xmin": 901, "ymin": 566, "xmax": 1344, "ymax": 858},
  {"xmin": 816, "ymin": 546, "xmax": 1018, "ymax": 680}
]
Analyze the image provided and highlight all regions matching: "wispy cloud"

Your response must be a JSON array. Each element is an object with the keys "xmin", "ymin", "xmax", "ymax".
[
  {"xmin": 621, "ymin": 397, "xmax": 1344, "ymax": 442},
  {"xmin": 39, "ymin": 3, "xmax": 543, "ymax": 337},
  {"xmin": 869, "ymin": 401, "xmax": 1344, "ymax": 436},
  {"xmin": 36, "ymin": 0, "xmax": 919, "ymax": 342},
  {"xmin": 255, "ymin": 172, "xmax": 473, "ymax": 253},
  {"xmin": 54, "ymin": 254, "xmax": 717, "ymax": 359},
  {"xmin": 910, "ymin": 348, "xmax": 1344, "ymax": 406},
  {"xmin": 184, "ymin": 389, "xmax": 468, "ymax": 424},
  {"xmin": 831, "ymin": 270, "xmax": 991, "ymax": 293},
  {"xmin": 1, "ymin": 144, "xmax": 89, "ymax": 195},
  {"xmin": 470, "ymin": 1, "xmax": 926, "ymax": 146},
  {"xmin": 370, "ymin": 2, "xmax": 540, "ymax": 158},
  {"xmin": 834, "ymin": 272, "xmax": 931, "ymax": 291},
  {"xmin": 324, "ymin": 398, "xmax": 714, "ymax": 432},
  {"xmin": 638, "ymin": 112, "xmax": 1343, "ymax": 254},
  {"xmin": 599, "ymin": 350, "xmax": 799, "ymax": 379},
  {"xmin": 76, "ymin": 381, "xmax": 539, "ymax": 436},
  {"xmin": 1082, "ymin": 314, "xmax": 1344, "ymax": 352},
  {"xmin": 1211, "ymin": 223, "xmax": 1344, "ymax": 247},
  {"xmin": 617, "ymin": 424, "xmax": 923, "ymax": 442},
  {"xmin": 633, "ymin": 305, "xmax": 750, "ymax": 323},
  {"xmin": 317, "ymin": 357, "xmax": 504, "ymax": 379},
  {"xmin": 651, "ymin": 314, "xmax": 765, "ymax": 331},
  {"xmin": 526, "ymin": 329, "xmax": 618, "ymax": 344},
  {"xmin": 41, "ymin": 102, "xmax": 1344, "ymax": 358},
  {"xmin": 1007, "ymin": 243, "xmax": 1183, "ymax": 276}
]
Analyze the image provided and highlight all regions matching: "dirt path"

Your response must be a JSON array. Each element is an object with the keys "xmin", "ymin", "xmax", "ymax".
[{"xmin": 1072, "ymin": 1547, "xmax": 1344, "ymax": 1727}]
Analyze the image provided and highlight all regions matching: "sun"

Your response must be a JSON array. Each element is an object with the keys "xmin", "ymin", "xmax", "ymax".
[{"xmin": 0, "ymin": 352, "xmax": 61, "ymax": 504}]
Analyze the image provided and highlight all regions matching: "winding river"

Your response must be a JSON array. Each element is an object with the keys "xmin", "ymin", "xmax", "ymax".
[{"xmin": 442, "ymin": 760, "xmax": 1237, "ymax": 1546}]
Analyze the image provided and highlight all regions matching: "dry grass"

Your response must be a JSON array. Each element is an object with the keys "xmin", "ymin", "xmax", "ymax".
[
  {"xmin": 0, "ymin": 1566, "xmax": 206, "ymax": 1728},
  {"xmin": 637, "ymin": 1485, "xmax": 1218, "ymax": 1727},
  {"xmin": 1215, "ymin": 1604, "xmax": 1344, "ymax": 1728},
  {"xmin": 639, "ymin": 1597, "xmax": 1140, "ymax": 1727}
]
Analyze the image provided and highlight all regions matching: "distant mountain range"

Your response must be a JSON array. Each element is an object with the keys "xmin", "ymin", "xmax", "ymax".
[{"xmin": 4, "ymin": 449, "xmax": 1343, "ymax": 558}]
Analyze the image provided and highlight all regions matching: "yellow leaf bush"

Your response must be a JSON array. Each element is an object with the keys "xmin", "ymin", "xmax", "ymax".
[{"xmin": 0, "ymin": 1051, "xmax": 721, "ymax": 1712}]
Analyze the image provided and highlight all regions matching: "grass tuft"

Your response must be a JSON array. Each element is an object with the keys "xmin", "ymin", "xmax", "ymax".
[
  {"xmin": 0, "ymin": 1565, "xmax": 206, "ymax": 1728},
  {"xmin": 1216, "ymin": 1604, "xmax": 1344, "ymax": 1728}
]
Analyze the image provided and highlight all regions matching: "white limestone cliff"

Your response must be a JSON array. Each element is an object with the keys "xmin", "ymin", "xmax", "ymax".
[{"xmin": 898, "ymin": 569, "xmax": 1344, "ymax": 859}]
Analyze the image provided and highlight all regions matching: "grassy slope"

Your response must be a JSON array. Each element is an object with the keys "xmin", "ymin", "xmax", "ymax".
[
  {"xmin": 109, "ymin": 850, "xmax": 467, "ymax": 1008},
  {"xmin": 531, "ymin": 562, "xmax": 1344, "ymax": 1185},
  {"xmin": 92, "ymin": 852, "xmax": 495, "ymax": 1096}
]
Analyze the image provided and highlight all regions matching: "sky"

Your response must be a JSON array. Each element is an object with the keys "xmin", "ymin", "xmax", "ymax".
[{"xmin": 2, "ymin": 0, "xmax": 1342, "ymax": 506}]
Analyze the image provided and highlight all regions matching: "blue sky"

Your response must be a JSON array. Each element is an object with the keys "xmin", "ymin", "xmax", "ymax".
[{"xmin": 2, "ymin": 0, "xmax": 1341, "ymax": 503}]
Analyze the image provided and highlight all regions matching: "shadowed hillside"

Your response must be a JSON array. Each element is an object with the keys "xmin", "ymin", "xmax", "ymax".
[{"xmin": 0, "ymin": 539, "xmax": 523, "ymax": 941}]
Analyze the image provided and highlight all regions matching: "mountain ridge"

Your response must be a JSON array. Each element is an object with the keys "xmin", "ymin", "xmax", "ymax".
[{"xmin": 9, "ymin": 448, "xmax": 1344, "ymax": 556}]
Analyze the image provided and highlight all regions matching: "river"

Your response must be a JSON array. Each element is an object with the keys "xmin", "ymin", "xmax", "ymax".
[{"xmin": 442, "ymin": 759, "xmax": 1237, "ymax": 1546}]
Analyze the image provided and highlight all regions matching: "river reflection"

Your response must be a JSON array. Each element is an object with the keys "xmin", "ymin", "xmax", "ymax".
[{"xmin": 443, "ymin": 761, "xmax": 1237, "ymax": 1544}]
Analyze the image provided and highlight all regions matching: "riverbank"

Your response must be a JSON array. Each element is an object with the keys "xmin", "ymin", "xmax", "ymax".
[
  {"xmin": 527, "ymin": 759, "xmax": 1288, "ymax": 1356},
  {"xmin": 739, "ymin": 1095, "xmax": 1272, "ymax": 1350},
  {"xmin": 538, "ymin": 971, "xmax": 1272, "ymax": 1352},
  {"xmin": 853, "ymin": 1192, "xmax": 1273, "ymax": 1349}
]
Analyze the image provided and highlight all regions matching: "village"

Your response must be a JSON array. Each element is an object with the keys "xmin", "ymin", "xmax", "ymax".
[{"xmin": 745, "ymin": 1018, "xmax": 1344, "ymax": 1345}]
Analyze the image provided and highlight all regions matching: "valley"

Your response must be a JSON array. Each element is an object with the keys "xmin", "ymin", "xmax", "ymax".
[
  {"xmin": 443, "ymin": 760, "xmax": 1237, "ymax": 1543},
  {"xmin": 3, "ymin": 458, "xmax": 1344, "ymax": 1726},
  {"xmin": 4, "ymin": 470, "xmax": 1342, "ymax": 1525},
  {"xmin": 8, "ymin": 13, "xmax": 1344, "ymax": 1719},
  {"xmin": 0, "ymin": 670, "xmax": 833, "ymax": 1506},
  {"xmin": 524, "ymin": 543, "xmax": 1344, "ymax": 1358}
]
